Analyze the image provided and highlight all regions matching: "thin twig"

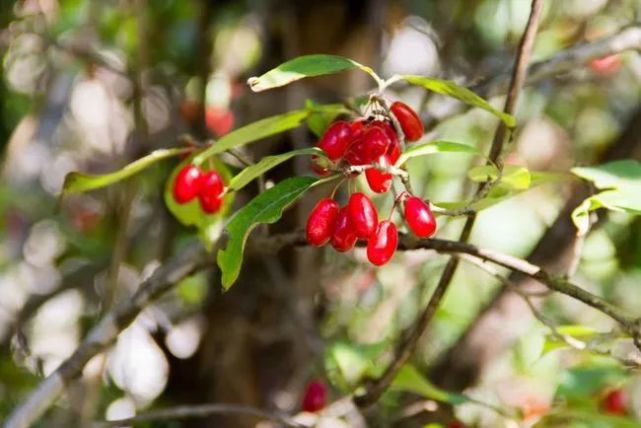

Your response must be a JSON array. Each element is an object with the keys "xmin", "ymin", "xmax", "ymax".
[
  {"xmin": 4, "ymin": 244, "xmax": 209, "ymax": 428},
  {"xmin": 93, "ymin": 403, "xmax": 305, "ymax": 428},
  {"xmin": 9, "ymin": 228, "xmax": 641, "ymax": 427},
  {"xmin": 458, "ymin": 254, "xmax": 641, "ymax": 368},
  {"xmin": 353, "ymin": 0, "xmax": 545, "ymax": 408}
]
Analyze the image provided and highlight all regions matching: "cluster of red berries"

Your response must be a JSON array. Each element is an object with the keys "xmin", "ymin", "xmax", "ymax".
[
  {"xmin": 306, "ymin": 193, "xmax": 436, "ymax": 265},
  {"xmin": 312, "ymin": 101, "xmax": 423, "ymax": 192},
  {"xmin": 172, "ymin": 164, "xmax": 225, "ymax": 213},
  {"xmin": 306, "ymin": 101, "xmax": 436, "ymax": 266}
]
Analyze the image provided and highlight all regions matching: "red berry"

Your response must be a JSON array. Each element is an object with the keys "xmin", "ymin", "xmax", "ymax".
[
  {"xmin": 448, "ymin": 422, "xmax": 466, "ymax": 428},
  {"xmin": 362, "ymin": 126, "xmax": 390, "ymax": 162},
  {"xmin": 603, "ymin": 389, "xmax": 627, "ymax": 415},
  {"xmin": 180, "ymin": 100, "xmax": 203, "ymax": 125},
  {"xmin": 198, "ymin": 171, "xmax": 224, "ymax": 213},
  {"xmin": 404, "ymin": 196, "xmax": 436, "ymax": 238},
  {"xmin": 390, "ymin": 101, "xmax": 424, "ymax": 142},
  {"xmin": 302, "ymin": 379, "xmax": 327, "ymax": 412},
  {"xmin": 306, "ymin": 198, "xmax": 340, "ymax": 247},
  {"xmin": 318, "ymin": 121, "xmax": 352, "ymax": 161},
  {"xmin": 348, "ymin": 192, "xmax": 378, "ymax": 239},
  {"xmin": 589, "ymin": 54, "xmax": 621, "ymax": 76},
  {"xmin": 365, "ymin": 155, "xmax": 393, "ymax": 193},
  {"xmin": 344, "ymin": 137, "xmax": 369, "ymax": 166},
  {"xmin": 331, "ymin": 207, "xmax": 357, "ymax": 252},
  {"xmin": 350, "ymin": 118, "xmax": 366, "ymax": 138},
  {"xmin": 173, "ymin": 164, "xmax": 203, "ymax": 204},
  {"xmin": 367, "ymin": 221, "xmax": 398, "ymax": 266},
  {"xmin": 205, "ymin": 106, "xmax": 234, "ymax": 137}
]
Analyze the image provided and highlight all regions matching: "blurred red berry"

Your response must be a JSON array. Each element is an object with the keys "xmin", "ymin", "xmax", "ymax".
[
  {"xmin": 205, "ymin": 106, "xmax": 234, "ymax": 137},
  {"xmin": 180, "ymin": 100, "xmax": 203, "ymax": 125},
  {"xmin": 589, "ymin": 54, "xmax": 621, "ymax": 76},
  {"xmin": 198, "ymin": 170, "xmax": 224, "ymax": 214},
  {"xmin": 173, "ymin": 164, "xmax": 203, "ymax": 204},
  {"xmin": 603, "ymin": 389, "xmax": 627, "ymax": 415},
  {"xmin": 302, "ymin": 379, "xmax": 327, "ymax": 412}
]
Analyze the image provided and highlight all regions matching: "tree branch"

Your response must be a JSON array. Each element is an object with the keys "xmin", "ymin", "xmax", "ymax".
[
  {"xmin": 475, "ymin": 24, "xmax": 641, "ymax": 97},
  {"xmin": 8, "ymin": 227, "xmax": 641, "ymax": 427},
  {"xmin": 353, "ymin": 0, "xmax": 545, "ymax": 408},
  {"xmin": 4, "ymin": 244, "xmax": 209, "ymax": 428},
  {"xmin": 93, "ymin": 403, "xmax": 305, "ymax": 428}
]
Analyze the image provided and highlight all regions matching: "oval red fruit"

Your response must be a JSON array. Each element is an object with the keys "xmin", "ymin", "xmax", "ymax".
[
  {"xmin": 344, "ymin": 137, "xmax": 369, "ymax": 166},
  {"xmin": 198, "ymin": 171, "xmax": 224, "ymax": 213},
  {"xmin": 306, "ymin": 198, "xmax": 340, "ymax": 247},
  {"xmin": 302, "ymin": 379, "xmax": 327, "ymax": 412},
  {"xmin": 331, "ymin": 207, "xmax": 357, "ymax": 252},
  {"xmin": 318, "ymin": 121, "xmax": 352, "ymax": 161},
  {"xmin": 367, "ymin": 221, "xmax": 398, "ymax": 266},
  {"xmin": 603, "ymin": 389, "xmax": 626, "ymax": 415},
  {"xmin": 348, "ymin": 192, "xmax": 378, "ymax": 239},
  {"xmin": 404, "ymin": 196, "xmax": 436, "ymax": 238},
  {"xmin": 362, "ymin": 126, "xmax": 390, "ymax": 162},
  {"xmin": 391, "ymin": 101, "xmax": 424, "ymax": 142},
  {"xmin": 365, "ymin": 156, "xmax": 393, "ymax": 193},
  {"xmin": 387, "ymin": 139, "xmax": 401, "ymax": 164},
  {"xmin": 173, "ymin": 164, "xmax": 203, "ymax": 204},
  {"xmin": 350, "ymin": 118, "xmax": 366, "ymax": 140}
]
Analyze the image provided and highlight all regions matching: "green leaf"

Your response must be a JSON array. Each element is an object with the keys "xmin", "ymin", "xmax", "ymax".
[
  {"xmin": 399, "ymin": 75, "xmax": 516, "ymax": 128},
  {"xmin": 467, "ymin": 164, "xmax": 531, "ymax": 190},
  {"xmin": 391, "ymin": 365, "xmax": 467, "ymax": 405},
  {"xmin": 540, "ymin": 410, "xmax": 640, "ymax": 428},
  {"xmin": 63, "ymin": 148, "xmax": 187, "ymax": 194},
  {"xmin": 571, "ymin": 160, "xmax": 641, "ymax": 234},
  {"xmin": 306, "ymin": 101, "xmax": 348, "ymax": 137},
  {"xmin": 396, "ymin": 140, "xmax": 480, "ymax": 166},
  {"xmin": 164, "ymin": 156, "xmax": 234, "ymax": 249},
  {"xmin": 248, "ymin": 54, "xmax": 369, "ymax": 92},
  {"xmin": 193, "ymin": 109, "xmax": 310, "ymax": 165},
  {"xmin": 228, "ymin": 148, "xmax": 325, "ymax": 191},
  {"xmin": 217, "ymin": 176, "xmax": 326, "ymax": 289},
  {"xmin": 324, "ymin": 341, "xmax": 387, "ymax": 390}
]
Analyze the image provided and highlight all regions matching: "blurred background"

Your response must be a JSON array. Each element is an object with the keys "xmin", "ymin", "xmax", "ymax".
[{"xmin": 2, "ymin": 0, "xmax": 641, "ymax": 427}]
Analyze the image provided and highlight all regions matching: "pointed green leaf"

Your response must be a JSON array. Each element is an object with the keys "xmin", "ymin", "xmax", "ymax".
[
  {"xmin": 193, "ymin": 109, "xmax": 310, "ymax": 164},
  {"xmin": 62, "ymin": 148, "xmax": 187, "ymax": 194},
  {"xmin": 468, "ymin": 164, "xmax": 531, "ymax": 190},
  {"xmin": 399, "ymin": 75, "xmax": 515, "ymax": 127},
  {"xmin": 391, "ymin": 365, "xmax": 468, "ymax": 405},
  {"xmin": 396, "ymin": 140, "xmax": 480, "ymax": 166},
  {"xmin": 571, "ymin": 160, "xmax": 641, "ymax": 233},
  {"xmin": 217, "ymin": 176, "xmax": 327, "ymax": 289},
  {"xmin": 228, "ymin": 148, "xmax": 325, "ymax": 191},
  {"xmin": 248, "ymin": 55, "xmax": 371, "ymax": 92},
  {"xmin": 305, "ymin": 101, "xmax": 349, "ymax": 137}
]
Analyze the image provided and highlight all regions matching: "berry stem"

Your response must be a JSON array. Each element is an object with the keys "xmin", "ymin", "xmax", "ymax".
[
  {"xmin": 330, "ymin": 178, "xmax": 346, "ymax": 199},
  {"xmin": 389, "ymin": 191, "xmax": 408, "ymax": 220}
]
